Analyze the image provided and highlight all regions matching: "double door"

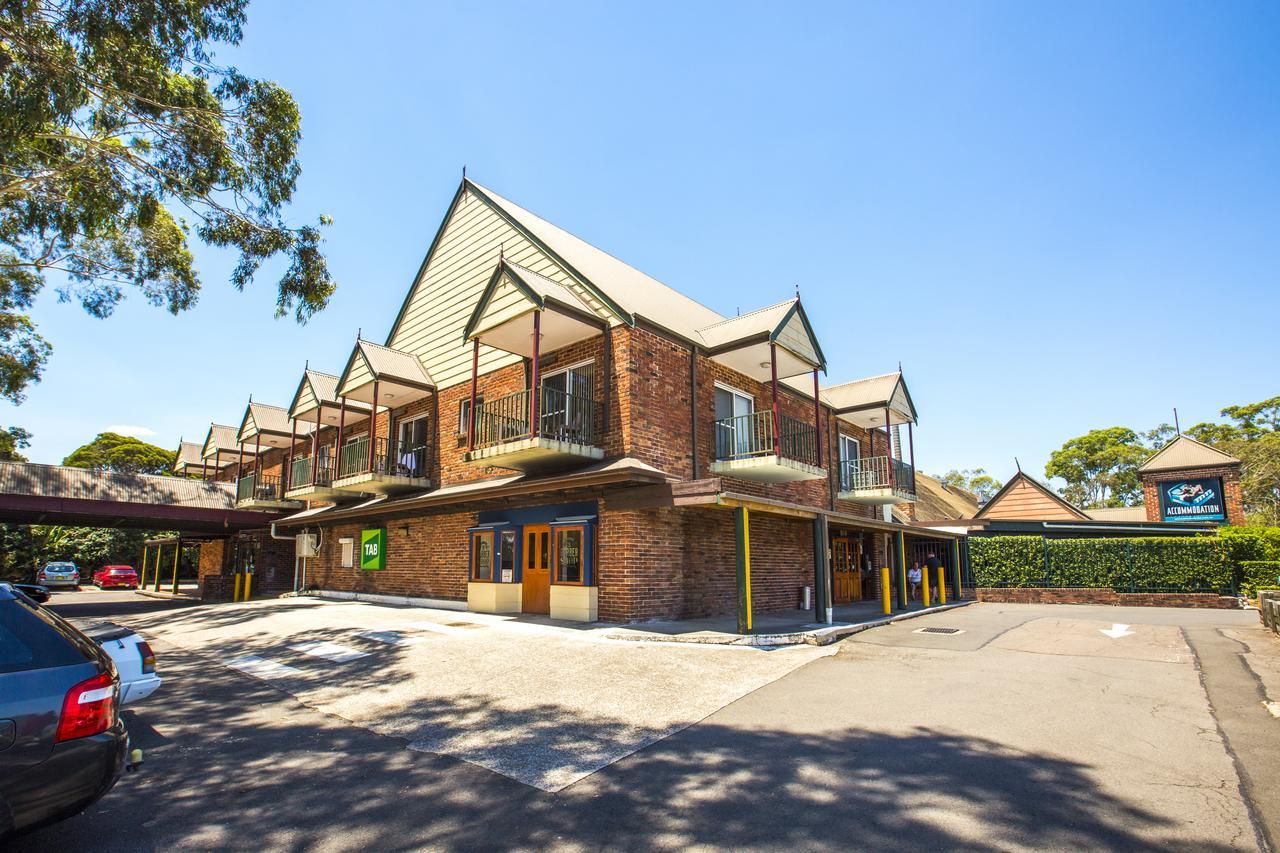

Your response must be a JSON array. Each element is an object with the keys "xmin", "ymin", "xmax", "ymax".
[{"xmin": 832, "ymin": 537, "xmax": 862, "ymax": 604}]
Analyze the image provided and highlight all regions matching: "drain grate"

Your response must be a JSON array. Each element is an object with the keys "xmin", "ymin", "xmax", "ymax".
[{"xmin": 914, "ymin": 626, "xmax": 964, "ymax": 635}]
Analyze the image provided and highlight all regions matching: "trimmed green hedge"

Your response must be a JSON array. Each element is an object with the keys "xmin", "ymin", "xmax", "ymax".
[
  {"xmin": 1239, "ymin": 561, "xmax": 1280, "ymax": 598},
  {"xmin": 970, "ymin": 535, "xmax": 1231, "ymax": 592}
]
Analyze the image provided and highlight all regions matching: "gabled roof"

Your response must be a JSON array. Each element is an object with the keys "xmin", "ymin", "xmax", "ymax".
[
  {"xmin": 974, "ymin": 471, "xmax": 1090, "ymax": 521},
  {"xmin": 238, "ymin": 402, "xmax": 312, "ymax": 442},
  {"xmin": 200, "ymin": 424, "xmax": 256, "ymax": 462},
  {"xmin": 1138, "ymin": 435, "xmax": 1240, "ymax": 473},
  {"xmin": 893, "ymin": 471, "xmax": 981, "ymax": 523},
  {"xmin": 1085, "ymin": 506, "xmax": 1149, "ymax": 522},
  {"xmin": 821, "ymin": 371, "xmax": 917, "ymax": 425},
  {"xmin": 173, "ymin": 441, "xmax": 204, "ymax": 472},
  {"xmin": 463, "ymin": 259, "xmax": 602, "ymax": 342},
  {"xmin": 338, "ymin": 339, "xmax": 435, "ymax": 397},
  {"xmin": 696, "ymin": 298, "xmax": 826, "ymax": 372}
]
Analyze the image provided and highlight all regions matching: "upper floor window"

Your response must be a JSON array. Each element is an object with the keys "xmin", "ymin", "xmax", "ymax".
[
  {"xmin": 541, "ymin": 360, "xmax": 595, "ymax": 439},
  {"xmin": 838, "ymin": 434, "xmax": 860, "ymax": 490},
  {"xmin": 458, "ymin": 396, "xmax": 484, "ymax": 436},
  {"xmin": 714, "ymin": 384, "xmax": 755, "ymax": 460}
]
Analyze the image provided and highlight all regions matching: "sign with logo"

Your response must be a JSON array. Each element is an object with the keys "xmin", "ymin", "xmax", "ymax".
[
  {"xmin": 1159, "ymin": 477, "xmax": 1226, "ymax": 522},
  {"xmin": 360, "ymin": 528, "xmax": 387, "ymax": 570}
]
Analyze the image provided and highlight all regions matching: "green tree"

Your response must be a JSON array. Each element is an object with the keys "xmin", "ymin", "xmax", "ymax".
[
  {"xmin": 0, "ymin": 424, "xmax": 30, "ymax": 460},
  {"xmin": 0, "ymin": 0, "xmax": 335, "ymax": 403},
  {"xmin": 63, "ymin": 431, "xmax": 174, "ymax": 474},
  {"xmin": 938, "ymin": 468, "xmax": 1003, "ymax": 503},
  {"xmin": 1045, "ymin": 427, "xmax": 1149, "ymax": 508},
  {"xmin": 1185, "ymin": 397, "xmax": 1280, "ymax": 525}
]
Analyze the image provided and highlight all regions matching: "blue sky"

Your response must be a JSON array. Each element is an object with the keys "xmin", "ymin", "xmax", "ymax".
[{"xmin": 9, "ymin": 1, "xmax": 1278, "ymax": 487}]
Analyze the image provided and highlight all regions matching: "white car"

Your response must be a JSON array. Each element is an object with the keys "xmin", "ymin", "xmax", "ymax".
[{"xmin": 81, "ymin": 621, "xmax": 162, "ymax": 704}]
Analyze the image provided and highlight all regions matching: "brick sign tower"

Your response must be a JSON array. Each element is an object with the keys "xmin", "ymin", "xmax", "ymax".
[{"xmin": 1138, "ymin": 435, "xmax": 1244, "ymax": 526}]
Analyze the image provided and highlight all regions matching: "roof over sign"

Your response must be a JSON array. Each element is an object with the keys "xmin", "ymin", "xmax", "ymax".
[{"xmin": 1138, "ymin": 435, "xmax": 1240, "ymax": 473}]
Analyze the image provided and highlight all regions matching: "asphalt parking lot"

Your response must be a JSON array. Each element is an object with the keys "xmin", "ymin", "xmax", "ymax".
[{"xmin": 15, "ymin": 588, "xmax": 1280, "ymax": 851}]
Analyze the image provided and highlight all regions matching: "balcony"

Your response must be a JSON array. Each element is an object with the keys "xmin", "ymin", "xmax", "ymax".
[
  {"xmin": 709, "ymin": 411, "xmax": 826, "ymax": 483},
  {"xmin": 837, "ymin": 456, "xmax": 917, "ymax": 505},
  {"xmin": 235, "ymin": 473, "xmax": 302, "ymax": 511},
  {"xmin": 284, "ymin": 451, "xmax": 354, "ymax": 502},
  {"xmin": 466, "ymin": 387, "xmax": 605, "ymax": 473},
  {"xmin": 332, "ymin": 435, "xmax": 430, "ymax": 495}
]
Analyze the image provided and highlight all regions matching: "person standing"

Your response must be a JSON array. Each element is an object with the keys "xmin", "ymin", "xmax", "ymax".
[{"xmin": 925, "ymin": 551, "xmax": 941, "ymax": 601}]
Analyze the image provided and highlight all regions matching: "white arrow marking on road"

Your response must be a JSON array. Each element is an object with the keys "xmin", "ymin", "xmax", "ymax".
[
  {"xmin": 289, "ymin": 641, "xmax": 370, "ymax": 662},
  {"xmin": 1099, "ymin": 623, "xmax": 1134, "ymax": 639}
]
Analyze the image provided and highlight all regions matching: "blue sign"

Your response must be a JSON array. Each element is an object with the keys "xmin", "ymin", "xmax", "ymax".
[{"xmin": 1159, "ymin": 477, "xmax": 1226, "ymax": 522}]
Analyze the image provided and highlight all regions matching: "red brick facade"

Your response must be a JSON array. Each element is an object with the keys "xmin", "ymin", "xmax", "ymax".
[{"xmin": 1141, "ymin": 463, "xmax": 1245, "ymax": 526}]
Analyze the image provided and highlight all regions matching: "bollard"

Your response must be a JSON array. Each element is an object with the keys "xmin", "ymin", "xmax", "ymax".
[
  {"xmin": 922, "ymin": 570, "xmax": 932, "ymax": 607},
  {"xmin": 232, "ymin": 573, "xmax": 242, "ymax": 603},
  {"xmin": 937, "ymin": 566, "xmax": 947, "ymax": 605},
  {"xmin": 881, "ymin": 566, "xmax": 892, "ymax": 615},
  {"xmin": 243, "ymin": 573, "xmax": 253, "ymax": 601}
]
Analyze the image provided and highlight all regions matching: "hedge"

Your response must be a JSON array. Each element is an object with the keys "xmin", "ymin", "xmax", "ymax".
[
  {"xmin": 1239, "ymin": 561, "xmax": 1280, "ymax": 598},
  {"xmin": 970, "ymin": 536, "xmax": 1231, "ymax": 592}
]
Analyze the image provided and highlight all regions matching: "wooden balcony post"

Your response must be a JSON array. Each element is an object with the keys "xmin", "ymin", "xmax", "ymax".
[
  {"xmin": 884, "ymin": 406, "xmax": 894, "ymax": 491},
  {"xmin": 336, "ymin": 396, "xmax": 347, "ymax": 475},
  {"xmin": 468, "ymin": 338, "xmax": 479, "ymax": 452},
  {"xmin": 369, "ymin": 380, "xmax": 380, "ymax": 473},
  {"xmin": 907, "ymin": 421, "xmax": 916, "ymax": 493},
  {"xmin": 530, "ymin": 311, "xmax": 541, "ymax": 439},
  {"xmin": 812, "ymin": 368, "xmax": 821, "ymax": 467},
  {"xmin": 310, "ymin": 419, "xmax": 320, "ymax": 486},
  {"xmin": 236, "ymin": 441, "xmax": 244, "ymax": 482},
  {"xmin": 284, "ymin": 418, "xmax": 296, "ymax": 492},
  {"xmin": 770, "ymin": 343, "xmax": 781, "ymax": 458},
  {"xmin": 253, "ymin": 432, "xmax": 261, "ymax": 495}
]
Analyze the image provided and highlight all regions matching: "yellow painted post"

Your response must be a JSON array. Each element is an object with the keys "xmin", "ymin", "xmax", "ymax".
[
  {"xmin": 152, "ymin": 545, "xmax": 163, "ymax": 592},
  {"xmin": 170, "ymin": 541, "xmax": 181, "ymax": 594},
  {"xmin": 937, "ymin": 566, "xmax": 947, "ymax": 604},
  {"xmin": 138, "ymin": 547, "xmax": 148, "ymax": 589},
  {"xmin": 735, "ymin": 505, "xmax": 752, "ymax": 633},
  {"xmin": 922, "ymin": 565, "xmax": 932, "ymax": 607},
  {"xmin": 233, "ymin": 572, "xmax": 242, "ymax": 602},
  {"xmin": 243, "ymin": 572, "xmax": 253, "ymax": 601},
  {"xmin": 880, "ymin": 566, "xmax": 892, "ymax": 615}
]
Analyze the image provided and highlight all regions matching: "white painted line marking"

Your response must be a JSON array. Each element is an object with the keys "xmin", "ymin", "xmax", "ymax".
[
  {"xmin": 1099, "ymin": 623, "xmax": 1134, "ymax": 639},
  {"xmin": 289, "ymin": 641, "xmax": 370, "ymax": 662},
  {"xmin": 1263, "ymin": 701, "xmax": 1280, "ymax": 719},
  {"xmin": 355, "ymin": 630, "xmax": 426, "ymax": 647},
  {"xmin": 227, "ymin": 655, "xmax": 303, "ymax": 680},
  {"xmin": 406, "ymin": 620, "xmax": 468, "ymax": 636}
]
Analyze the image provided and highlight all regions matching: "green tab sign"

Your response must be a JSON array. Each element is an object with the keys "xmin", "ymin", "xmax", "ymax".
[{"xmin": 360, "ymin": 528, "xmax": 386, "ymax": 571}]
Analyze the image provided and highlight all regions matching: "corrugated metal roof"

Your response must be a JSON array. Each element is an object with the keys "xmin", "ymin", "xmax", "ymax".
[
  {"xmin": 820, "ymin": 372, "xmax": 914, "ymax": 417},
  {"xmin": 503, "ymin": 261, "xmax": 597, "ymax": 314},
  {"xmin": 307, "ymin": 371, "xmax": 339, "ymax": 404},
  {"xmin": 241, "ymin": 402, "xmax": 313, "ymax": 440},
  {"xmin": 357, "ymin": 340, "xmax": 435, "ymax": 387},
  {"xmin": 1138, "ymin": 435, "xmax": 1240, "ymax": 472},
  {"xmin": 0, "ymin": 462, "xmax": 237, "ymax": 509},
  {"xmin": 1085, "ymin": 506, "xmax": 1148, "ymax": 521},
  {"xmin": 696, "ymin": 300, "xmax": 795, "ymax": 348},
  {"xmin": 201, "ymin": 423, "xmax": 258, "ymax": 462},
  {"xmin": 173, "ymin": 442, "xmax": 203, "ymax": 470}
]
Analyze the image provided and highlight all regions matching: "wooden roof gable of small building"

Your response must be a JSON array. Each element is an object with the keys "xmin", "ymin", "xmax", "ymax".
[
  {"xmin": 1138, "ymin": 435, "xmax": 1241, "ymax": 473},
  {"xmin": 974, "ymin": 470, "xmax": 1090, "ymax": 521}
]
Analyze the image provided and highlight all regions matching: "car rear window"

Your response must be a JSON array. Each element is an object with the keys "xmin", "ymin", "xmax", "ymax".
[{"xmin": 0, "ymin": 597, "xmax": 92, "ymax": 673}]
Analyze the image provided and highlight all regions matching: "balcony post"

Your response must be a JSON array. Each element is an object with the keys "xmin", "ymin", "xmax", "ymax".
[
  {"xmin": 908, "ymin": 421, "xmax": 916, "ymax": 493},
  {"xmin": 369, "ymin": 380, "xmax": 380, "ymax": 473},
  {"xmin": 884, "ymin": 406, "xmax": 894, "ymax": 492},
  {"xmin": 253, "ymin": 432, "xmax": 261, "ymax": 496},
  {"xmin": 236, "ymin": 441, "xmax": 244, "ymax": 482},
  {"xmin": 468, "ymin": 338, "xmax": 479, "ymax": 452},
  {"xmin": 770, "ymin": 343, "xmax": 781, "ymax": 458},
  {"xmin": 336, "ymin": 396, "xmax": 347, "ymax": 472},
  {"xmin": 812, "ymin": 369, "xmax": 821, "ymax": 468},
  {"xmin": 310, "ymin": 418, "xmax": 320, "ymax": 486},
  {"xmin": 285, "ymin": 419, "xmax": 296, "ymax": 492},
  {"xmin": 530, "ymin": 311, "xmax": 541, "ymax": 440}
]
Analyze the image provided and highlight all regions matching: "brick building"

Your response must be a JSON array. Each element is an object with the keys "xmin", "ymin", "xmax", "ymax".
[
  {"xmin": 185, "ymin": 177, "xmax": 962, "ymax": 625},
  {"xmin": 1138, "ymin": 435, "xmax": 1245, "ymax": 526}
]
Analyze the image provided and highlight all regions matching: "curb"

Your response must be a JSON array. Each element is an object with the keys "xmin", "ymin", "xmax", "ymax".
[
  {"xmin": 135, "ymin": 589, "xmax": 200, "ymax": 601},
  {"xmin": 606, "ymin": 600, "xmax": 975, "ymax": 647}
]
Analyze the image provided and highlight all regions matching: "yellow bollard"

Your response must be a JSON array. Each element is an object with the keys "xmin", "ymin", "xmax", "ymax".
[
  {"xmin": 937, "ymin": 566, "xmax": 947, "ymax": 605},
  {"xmin": 233, "ymin": 573, "xmax": 242, "ymax": 602},
  {"xmin": 243, "ymin": 573, "xmax": 253, "ymax": 601},
  {"xmin": 922, "ymin": 568, "xmax": 932, "ymax": 607},
  {"xmin": 880, "ymin": 566, "xmax": 892, "ymax": 615}
]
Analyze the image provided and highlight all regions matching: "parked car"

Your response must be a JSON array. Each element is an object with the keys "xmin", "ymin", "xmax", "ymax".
[
  {"xmin": 0, "ymin": 582, "xmax": 128, "ymax": 838},
  {"xmin": 92, "ymin": 565, "xmax": 138, "ymax": 590},
  {"xmin": 79, "ymin": 622, "xmax": 160, "ymax": 705},
  {"xmin": 35, "ymin": 562, "xmax": 80, "ymax": 590},
  {"xmin": 11, "ymin": 583, "xmax": 50, "ymax": 604}
]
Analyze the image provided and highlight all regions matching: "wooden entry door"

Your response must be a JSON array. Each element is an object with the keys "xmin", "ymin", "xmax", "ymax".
[
  {"xmin": 522, "ymin": 524, "xmax": 551, "ymax": 614},
  {"xmin": 832, "ymin": 537, "xmax": 859, "ymax": 603}
]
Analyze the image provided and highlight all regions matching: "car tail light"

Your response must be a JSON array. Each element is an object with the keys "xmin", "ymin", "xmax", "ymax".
[
  {"xmin": 137, "ymin": 640, "xmax": 156, "ymax": 674},
  {"xmin": 55, "ymin": 671, "xmax": 116, "ymax": 742}
]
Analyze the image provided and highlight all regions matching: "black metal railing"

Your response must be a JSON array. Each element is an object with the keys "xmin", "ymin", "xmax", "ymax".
[
  {"xmin": 237, "ymin": 473, "xmax": 284, "ymax": 503},
  {"xmin": 337, "ymin": 435, "xmax": 429, "ymax": 480},
  {"xmin": 838, "ymin": 455, "xmax": 916, "ymax": 496},
  {"xmin": 713, "ymin": 411, "xmax": 818, "ymax": 466},
  {"xmin": 474, "ymin": 387, "xmax": 602, "ymax": 450}
]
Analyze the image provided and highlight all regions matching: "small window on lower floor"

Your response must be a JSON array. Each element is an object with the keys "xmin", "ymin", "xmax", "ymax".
[
  {"xmin": 339, "ymin": 537, "xmax": 354, "ymax": 568},
  {"xmin": 472, "ymin": 531, "xmax": 494, "ymax": 581}
]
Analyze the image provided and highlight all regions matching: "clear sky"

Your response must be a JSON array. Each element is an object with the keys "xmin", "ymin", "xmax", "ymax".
[{"xmin": 8, "ymin": 1, "xmax": 1278, "ymax": 487}]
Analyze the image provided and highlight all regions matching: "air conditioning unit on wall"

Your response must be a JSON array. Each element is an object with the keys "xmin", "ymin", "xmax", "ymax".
[{"xmin": 296, "ymin": 533, "xmax": 319, "ymax": 558}]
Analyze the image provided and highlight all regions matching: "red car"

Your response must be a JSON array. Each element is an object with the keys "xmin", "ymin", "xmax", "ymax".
[{"xmin": 92, "ymin": 565, "xmax": 138, "ymax": 589}]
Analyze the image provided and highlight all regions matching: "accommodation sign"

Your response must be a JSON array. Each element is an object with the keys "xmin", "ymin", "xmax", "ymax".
[
  {"xmin": 1158, "ymin": 477, "xmax": 1226, "ymax": 522},
  {"xmin": 360, "ymin": 528, "xmax": 387, "ymax": 570}
]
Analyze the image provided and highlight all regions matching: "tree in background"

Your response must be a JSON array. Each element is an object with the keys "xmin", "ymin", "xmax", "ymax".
[
  {"xmin": 0, "ymin": 425, "xmax": 30, "ymax": 460},
  {"xmin": 938, "ymin": 468, "xmax": 1003, "ymax": 503},
  {"xmin": 0, "ymin": 524, "xmax": 171, "ymax": 582},
  {"xmin": 0, "ymin": 0, "xmax": 335, "ymax": 403},
  {"xmin": 1186, "ymin": 397, "xmax": 1280, "ymax": 526},
  {"xmin": 1045, "ymin": 427, "xmax": 1149, "ymax": 508},
  {"xmin": 63, "ymin": 431, "xmax": 174, "ymax": 474}
]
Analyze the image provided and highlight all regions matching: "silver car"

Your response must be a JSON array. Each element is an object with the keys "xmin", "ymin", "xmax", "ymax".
[{"xmin": 37, "ymin": 561, "xmax": 81, "ymax": 589}]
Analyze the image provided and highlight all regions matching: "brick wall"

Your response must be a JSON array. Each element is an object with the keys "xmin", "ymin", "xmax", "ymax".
[{"xmin": 1141, "ymin": 464, "xmax": 1245, "ymax": 526}]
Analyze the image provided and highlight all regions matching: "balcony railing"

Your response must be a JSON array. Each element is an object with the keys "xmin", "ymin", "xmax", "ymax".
[
  {"xmin": 289, "ymin": 450, "xmax": 336, "ymax": 489},
  {"xmin": 474, "ymin": 387, "xmax": 601, "ymax": 450},
  {"xmin": 337, "ymin": 435, "xmax": 428, "ymax": 480},
  {"xmin": 237, "ymin": 473, "xmax": 285, "ymax": 503},
  {"xmin": 838, "ymin": 455, "xmax": 916, "ymax": 495},
  {"xmin": 713, "ymin": 411, "xmax": 818, "ymax": 466}
]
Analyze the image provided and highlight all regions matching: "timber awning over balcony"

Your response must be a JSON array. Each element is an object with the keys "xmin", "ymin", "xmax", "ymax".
[
  {"xmin": 463, "ymin": 258, "xmax": 612, "ymax": 356},
  {"xmin": 237, "ymin": 401, "xmax": 314, "ymax": 449},
  {"xmin": 696, "ymin": 298, "xmax": 826, "ymax": 381},
  {"xmin": 200, "ymin": 423, "xmax": 257, "ymax": 468},
  {"xmin": 172, "ymin": 441, "xmax": 203, "ymax": 475},
  {"xmin": 821, "ymin": 371, "xmax": 917, "ymax": 429},
  {"xmin": 336, "ymin": 339, "xmax": 435, "ymax": 408},
  {"xmin": 288, "ymin": 369, "xmax": 372, "ymax": 427}
]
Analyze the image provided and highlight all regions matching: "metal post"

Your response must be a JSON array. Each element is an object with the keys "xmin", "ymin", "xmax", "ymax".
[
  {"xmin": 171, "ymin": 539, "xmax": 181, "ymax": 594},
  {"xmin": 881, "ymin": 565, "xmax": 892, "ymax": 615},
  {"xmin": 896, "ymin": 530, "xmax": 908, "ymax": 609},
  {"xmin": 468, "ymin": 338, "xmax": 479, "ymax": 452},
  {"xmin": 153, "ymin": 545, "xmax": 163, "ymax": 592},
  {"xmin": 813, "ymin": 514, "xmax": 830, "ymax": 623},
  {"xmin": 310, "ymin": 418, "xmax": 320, "ymax": 486},
  {"xmin": 908, "ymin": 421, "xmax": 916, "ymax": 493},
  {"xmin": 236, "ymin": 440, "xmax": 244, "ymax": 483},
  {"xmin": 530, "ymin": 310, "xmax": 541, "ymax": 439},
  {"xmin": 253, "ymin": 432, "xmax": 261, "ymax": 495},
  {"xmin": 735, "ymin": 505, "xmax": 752, "ymax": 634},
  {"xmin": 369, "ymin": 380, "xmax": 380, "ymax": 472},
  {"xmin": 769, "ymin": 343, "xmax": 781, "ymax": 458},
  {"xmin": 336, "ymin": 396, "xmax": 347, "ymax": 476},
  {"xmin": 812, "ymin": 369, "xmax": 821, "ymax": 468},
  {"xmin": 885, "ymin": 407, "xmax": 894, "ymax": 492},
  {"xmin": 139, "ymin": 546, "xmax": 148, "ymax": 588},
  {"xmin": 951, "ymin": 538, "xmax": 963, "ymax": 601},
  {"xmin": 284, "ymin": 419, "xmax": 296, "ymax": 492}
]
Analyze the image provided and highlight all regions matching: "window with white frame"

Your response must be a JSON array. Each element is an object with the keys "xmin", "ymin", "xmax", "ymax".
[
  {"xmin": 458, "ymin": 396, "xmax": 483, "ymax": 436},
  {"xmin": 339, "ymin": 537, "xmax": 354, "ymax": 568},
  {"xmin": 714, "ymin": 384, "xmax": 754, "ymax": 459},
  {"xmin": 838, "ymin": 434, "xmax": 860, "ymax": 490},
  {"xmin": 540, "ymin": 359, "xmax": 595, "ymax": 440}
]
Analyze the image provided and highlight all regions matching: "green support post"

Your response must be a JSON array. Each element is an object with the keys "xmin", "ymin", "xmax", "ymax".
[
  {"xmin": 735, "ymin": 505, "xmax": 752, "ymax": 634},
  {"xmin": 951, "ymin": 538, "xmax": 963, "ymax": 601},
  {"xmin": 153, "ymin": 544, "xmax": 163, "ymax": 592},
  {"xmin": 138, "ymin": 547, "xmax": 148, "ymax": 589},
  {"xmin": 896, "ymin": 530, "xmax": 908, "ymax": 610},
  {"xmin": 813, "ymin": 515, "xmax": 830, "ymax": 623},
  {"xmin": 171, "ymin": 540, "xmax": 181, "ymax": 594}
]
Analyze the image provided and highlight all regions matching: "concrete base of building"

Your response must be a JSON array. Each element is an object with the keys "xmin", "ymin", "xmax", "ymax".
[
  {"xmin": 307, "ymin": 589, "xmax": 467, "ymax": 610},
  {"xmin": 467, "ymin": 581, "xmax": 523, "ymax": 614},
  {"xmin": 550, "ymin": 585, "xmax": 598, "ymax": 622}
]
